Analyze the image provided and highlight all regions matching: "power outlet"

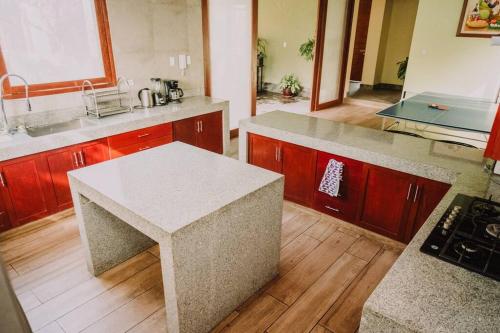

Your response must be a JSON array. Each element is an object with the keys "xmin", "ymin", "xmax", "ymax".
[
  {"xmin": 126, "ymin": 79, "xmax": 134, "ymax": 86},
  {"xmin": 169, "ymin": 57, "xmax": 175, "ymax": 66}
]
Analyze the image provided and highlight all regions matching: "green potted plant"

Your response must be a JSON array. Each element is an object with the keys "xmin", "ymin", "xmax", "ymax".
[
  {"xmin": 279, "ymin": 74, "xmax": 302, "ymax": 97},
  {"xmin": 257, "ymin": 38, "xmax": 267, "ymax": 66},
  {"xmin": 299, "ymin": 38, "xmax": 315, "ymax": 61},
  {"xmin": 397, "ymin": 57, "xmax": 408, "ymax": 81}
]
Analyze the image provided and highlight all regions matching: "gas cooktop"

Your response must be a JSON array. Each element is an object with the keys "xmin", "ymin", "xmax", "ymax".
[{"xmin": 420, "ymin": 194, "xmax": 500, "ymax": 281}]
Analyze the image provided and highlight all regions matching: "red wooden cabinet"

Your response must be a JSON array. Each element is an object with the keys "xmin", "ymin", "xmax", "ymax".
[
  {"xmin": 248, "ymin": 133, "xmax": 316, "ymax": 206},
  {"xmin": 404, "ymin": 178, "xmax": 450, "ymax": 242},
  {"xmin": 173, "ymin": 111, "xmax": 223, "ymax": 154},
  {"xmin": 248, "ymin": 133, "xmax": 281, "ymax": 173},
  {"xmin": 281, "ymin": 142, "xmax": 317, "ymax": 206},
  {"xmin": 108, "ymin": 123, "xmax": 173, "ymax": 159},
  {"xmin": 0, "ymin": 193, "xmax": 10, "ymax": 232},
  {"xmin": 0, "ymin": 154, "xmax": 53, "ymax": 226},
  {"xmin": 484, "ymin": 104, "xmax": 500, "ymax": 159},
  {"xmin": 358, "ymin": 165, "xmax": 417, "ymax": 241},
  {"xmin": 197, "ymin": 111, "xmax": 223, "ymax": 154},
  {"xmin": 45, "ymin": 139, "xmax": 109, "ymax": 210},
  {"xmin": 313, "ymin": 151, "xmax": 364, "ymax": 223}
]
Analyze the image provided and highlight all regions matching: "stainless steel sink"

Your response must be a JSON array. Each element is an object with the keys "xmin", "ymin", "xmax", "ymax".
[{"xmin": 26, "ymin": 119, "xmax": 97, "ymax": 137}]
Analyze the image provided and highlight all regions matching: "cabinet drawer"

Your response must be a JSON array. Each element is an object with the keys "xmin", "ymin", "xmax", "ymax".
[
  {"xmin": 108, "ymin": 123, "xmax": 172, "ymax": 149},
  {"xmin": 110, "ymin": 136, "xmax": 172, "ymax": 158},
  {"xmin": 313, "ymin": 151, "xmax": 364, "ymax": 223}
]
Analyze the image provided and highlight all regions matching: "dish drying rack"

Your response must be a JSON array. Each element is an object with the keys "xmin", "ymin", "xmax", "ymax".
[{"xmin": 82, "ymin": 77, "xmax": 132, "ymax": 118}]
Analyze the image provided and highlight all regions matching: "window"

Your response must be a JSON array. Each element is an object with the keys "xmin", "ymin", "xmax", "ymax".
[{"xmin": 0, "ymin": 0, "xmax": 116, "ymax": 98}]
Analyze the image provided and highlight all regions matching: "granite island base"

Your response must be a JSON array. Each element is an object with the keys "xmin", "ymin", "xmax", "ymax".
[{"xmin": 69, "ymin": 142, "xmax": 284, "ymax": 333}]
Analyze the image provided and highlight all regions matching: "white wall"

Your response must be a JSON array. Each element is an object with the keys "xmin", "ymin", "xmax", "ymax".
[
  {"xmin": 403, "ymin": 0, "xmax": 500, "ymax": 100},
  {"xmin": 209, "ymin": 0, "xmax": 252, "ymax": 130},
  {"xmin": 3, "ymin": 0, "xmax": 204, "ymax": 116}
]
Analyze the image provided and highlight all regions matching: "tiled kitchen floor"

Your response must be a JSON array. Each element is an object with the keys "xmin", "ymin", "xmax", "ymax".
[{"xmin": 1, "ymin": 201, "xmax": 404, "ymax": 333}]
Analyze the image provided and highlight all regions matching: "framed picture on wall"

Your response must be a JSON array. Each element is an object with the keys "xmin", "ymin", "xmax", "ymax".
[{"xmin": 457, "ymin": 0, "xmax": 500, "ymax": 37}]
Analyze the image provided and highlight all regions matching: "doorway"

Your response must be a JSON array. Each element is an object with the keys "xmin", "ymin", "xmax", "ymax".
[{"xmin": 345, "ymin": 0, "xmax": 419, "ymax": 106}]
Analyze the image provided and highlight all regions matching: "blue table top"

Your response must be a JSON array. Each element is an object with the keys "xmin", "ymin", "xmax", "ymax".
[{"xmin": 377, "ymin": 92, "xmax": 498, "ymax": 134}]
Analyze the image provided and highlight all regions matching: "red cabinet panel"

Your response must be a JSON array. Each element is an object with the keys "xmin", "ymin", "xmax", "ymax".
[
  {"xmin": 173, "ymin": 117, "xmax": 197, "ymax": 147},
  {"xmin": 485, "ymin": 105, "xmax": 500, "ymax": 159},
  {"xmin": 248, "ymin": 133, "xmax": 281, "ymax": 173},
  {"xmin": 358, "ymin": 165, "xmax": 417, "ymax": 241},
  {"xmin": 197, "ymin": 111, "xmax": 223, "ymax": 154},
  {"xmin": 110, "ymin": 136, "xmax": 171, "ymax": 159},
  {"xmin": 0, "ymin": 192, "xmax": 10, "ymax": 232},
  {"xmin": 313, "ymin": 151, "xmax": 364, "ymax": 222},
  {"xmin": 108, "ymin": 123, "xmax": 173, "ymax": 150},
  {"xmin": 404, "ymin": 178, "xmax": 450, "ymax": 242},
  {"xmin": 281, "ymin": 142, "xmax": 316, "ymax": 206},
  {"xmin": 46, "ymin": 139, "xmax": 110, "ymax": 211},
  {"xmin": 0, "ymin": 155, "xmax": 52, "ymax": 226}
]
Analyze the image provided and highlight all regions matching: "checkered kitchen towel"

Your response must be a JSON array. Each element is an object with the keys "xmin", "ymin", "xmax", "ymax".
[{"xmin": 318, "ymin": 159, "xmax": 344, "ymax": 197}]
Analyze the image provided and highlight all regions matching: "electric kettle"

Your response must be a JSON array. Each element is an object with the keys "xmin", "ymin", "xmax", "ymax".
[{"xmin": 138, "ymin": 88, "xmax": 153, "ymax": 108}]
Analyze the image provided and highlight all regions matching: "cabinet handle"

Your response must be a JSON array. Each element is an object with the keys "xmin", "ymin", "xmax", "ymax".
[
  {"xmin": 139, "ymin": 146, "xmax": 150, "ymax": 151},
  {"xmin": 325, "ymin": 205, "xmax": 340, "ymax": 213},
  {"xmin": 275, "ymin": 147, "xmax": 278, "ymax": 161},
  {"xmin": 413, "ymin": 185, "xmax": 419, "ymax": 202},
  {"xmin": 72, "ymin": 152, "xmax": 79, "ymax": 168},
  {"xmin": 196, "ymin": 121, "xmax": 200, "ymax": 133},
  {"xmin": 200, "ymin": 120, "xmax": 203, "ymax": 132},
  {"xmin": 78, "ymin": 151, "xmax": 85, "ymax": 167},
  {"xmin": 406, "ymin": 183, "xmax": 413, "ymax": 201},
  {"xmin": 138, "ymin": 133, "xmax": 150, "ymax": 138},
  {"xmin": 0, "ymin": 171, "xmax": 6, "ymax": 187},
  {"xmin": 277, "ymin": 147, "xmax": 281, "ymax": 162}
]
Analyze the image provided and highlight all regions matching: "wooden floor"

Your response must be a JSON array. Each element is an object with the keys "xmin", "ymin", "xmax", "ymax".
[{"xmin": 0, "ymin": 201, "xmax": 404, "ymax": 333}]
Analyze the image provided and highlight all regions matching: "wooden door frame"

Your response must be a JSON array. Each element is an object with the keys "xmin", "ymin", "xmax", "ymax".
[
  {"xmin": 310, "ymin": 0, "xmax": 355, "ymax": 111},
  {"xmin": 201, "ymin": 0, "xmax": 257, "ymax": 139}
]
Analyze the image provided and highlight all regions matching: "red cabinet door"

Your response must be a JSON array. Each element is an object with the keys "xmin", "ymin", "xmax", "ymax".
[
  {"xmin": 0, "ymin": 193, "xmax": 11, "ymax": 232},
  {"xmin": 313, "ymin": 151, "xmax": 364, "ymax": 223},
  {"xmin": 281, "ymin": 142, "xmax": 316, "ymax": 206},
  {"xmin": 248, "ymin": 133, "xmax": 281, "ymax": 173},
  {"xmin": 404, "ymin": 178, "xmax": 451, "ymax": 242},
  {"xmin": 45, "ymin": 148, "xmax": 79, "ymax": 210},
  {"xmin": 358, "ymin": 164, "xmax": 416, "ymax": 241},
  {"xmin": 196, "ymin": 111, "xmax": 223, "ymax": 154},
  {"xmin": 173, "ymin": 116, "xmax": 198, "ymax": 147},
  {"xmin": 79, "ymin": 139, "xmax": 109, "ymax": 166},
  {"xmin": 0, "ymin": 155, "xmax": 52, "ymax": 226}
]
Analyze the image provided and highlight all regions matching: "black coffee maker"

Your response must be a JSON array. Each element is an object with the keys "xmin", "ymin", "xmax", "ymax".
[{"xmin": 166, "ymin": 80, "xmax": 184, "ymax": 103}]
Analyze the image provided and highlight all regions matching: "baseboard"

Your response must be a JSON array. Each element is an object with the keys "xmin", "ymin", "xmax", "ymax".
[{"xmin": 230, "ymin": 128, "xmax": 239, "ymax": 139}]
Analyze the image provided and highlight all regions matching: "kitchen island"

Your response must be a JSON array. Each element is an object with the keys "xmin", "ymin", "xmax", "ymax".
[
  {"xmin": 239, "ymin": 111, "xmax": 499, "ymax": 333},
  {"xmin": 68, "ymin": 142, "xmax": 284, "ymax": 333}
]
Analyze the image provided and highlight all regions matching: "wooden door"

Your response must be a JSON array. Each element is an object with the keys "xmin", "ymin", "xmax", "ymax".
[
  {"xmin": 45, "ymin": 148, "xmax": 79, "ymax": 210},
  {"xmin": 404, "ymin": 178, "xmax": 451, "ymax": 242},
  {"xmin": 247, "ymin": 133, "xmax": 281, "ymax": 173},
  {"xmin": 79, "ymin": 139, "xmax": 109, "ymax": 166},
  {"xmin": 313, "ymin": 151, "xmax": 364, "ymax": 223},
  {"xmin": 281, "ymin": 142, "xmax": 317, "ymax": 206},
  {"xmin": 350, "ymin": 0, "xmax": 372, "ymax": 81},
  {"xmin": 173, "ymin": 116, "xmax": 198, "ymax": 147},
  {"xmin": 196, "ymin": 111, "xmax": 223, "ymax": 154},
  {"xmin": 0, "ymin": 155, "xmax": 52, "ymax": 226},
  {"xmin": 358, "ymin": 164, "xmax": 416, "ymax": 241}
]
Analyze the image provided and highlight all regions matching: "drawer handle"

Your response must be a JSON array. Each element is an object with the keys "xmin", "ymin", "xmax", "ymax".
[
  {"xmin": 139, "ymin": 146, "xmax": 151, "ymax": 151},
  {"xmin": 138, "ymin": 133, "xmax": 150, "ymax": 138},
  {"xmin": 0, "ymin": 172, "xmax": 6, "ymax": 187},
  {"xmin": 325, "ymin": 205, "xmax": 340, "ymax": 213},
  {"xmin": 72, "ymin": 152, "xmax": 80, "ymax": 168}
]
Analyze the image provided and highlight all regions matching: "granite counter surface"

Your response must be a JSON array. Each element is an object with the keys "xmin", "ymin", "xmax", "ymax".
[
  {"xmin": 239, "ymin": 111, "xmax": 499, "ymax": 333},
  {"xmin": 0, "ymin": 96, "xmax": 229, "ymax": 162}
]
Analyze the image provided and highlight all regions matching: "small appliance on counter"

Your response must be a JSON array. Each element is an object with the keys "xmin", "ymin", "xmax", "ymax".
[
  {"xmin": 137, "ymin": 88, "xmax": 153, "ymax": 108},
  {"xmin": 150, "ymin": 78, "xmax": 168, "ymax": 106},
  {"xmin": 166, "ymin": 80, "xmax": 184, "ymax": 103},
  {"xmin": 420, "ymin": 194, "xmax": 500, "ymax": 281}
]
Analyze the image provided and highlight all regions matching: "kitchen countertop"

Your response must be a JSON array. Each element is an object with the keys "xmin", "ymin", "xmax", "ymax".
[
  {"xmin": 69, "ymin": 141, "xmax": 282, "ymax": 235},
  {"xmin": 239, "ymin": 111, "xmax": 499, "ymax": 333},
  {"xmin": 0, "ymin": 96, "xmax": 229, "ymax": 162}
]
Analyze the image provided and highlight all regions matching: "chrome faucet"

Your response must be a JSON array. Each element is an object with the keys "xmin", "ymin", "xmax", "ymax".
[{"xmin": 0, "ymin": 73, "xmax": 32, "ymax": 134}]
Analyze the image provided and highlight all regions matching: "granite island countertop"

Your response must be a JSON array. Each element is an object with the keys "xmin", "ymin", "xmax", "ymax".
[
  {"xmin": 0, "ymin": 96, "xmax": 229, "ymax": 162},
  {"xmin": 239, "ymin": 111, "xmax": 500, "ymax": 333}
]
